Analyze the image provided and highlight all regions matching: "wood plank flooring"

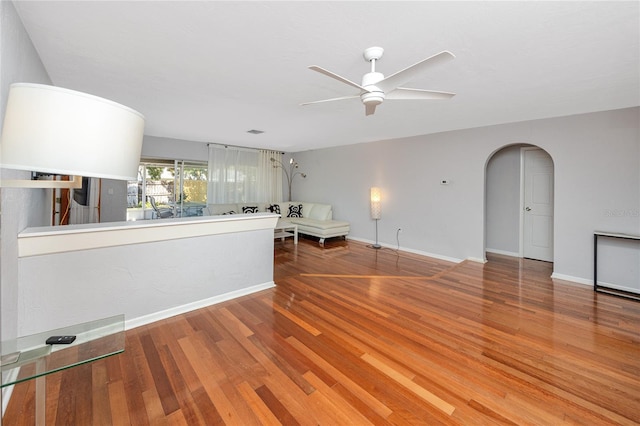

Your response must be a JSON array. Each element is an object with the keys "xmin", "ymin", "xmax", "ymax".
[{"xmin": 4, "ymin": 237, "xmax": 640, "ymax": 425}]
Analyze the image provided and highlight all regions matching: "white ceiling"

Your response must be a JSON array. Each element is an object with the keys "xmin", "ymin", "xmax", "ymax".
[{"xmin": 12, "ymin": 1, "xmax": 640, "ymax": 153}]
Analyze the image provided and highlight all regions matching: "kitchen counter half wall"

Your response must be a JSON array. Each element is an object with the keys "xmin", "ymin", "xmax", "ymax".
[{"xmin": 16, "ymin": 213, "xmax": 279, "ymax": 335}]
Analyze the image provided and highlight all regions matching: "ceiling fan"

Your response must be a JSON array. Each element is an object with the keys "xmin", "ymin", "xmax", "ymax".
[{"xmin": 302, "ymin": 47, "xmax": 456, "ymax": 116}]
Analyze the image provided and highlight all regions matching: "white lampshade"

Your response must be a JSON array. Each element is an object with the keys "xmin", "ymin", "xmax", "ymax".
[
  {"xmin": 370, "ymin": 187, "xmax": 381, "ymax": 220},
  {"xmin": 1, "ymin": 83, "xmax": 145, "ymax": 180}
]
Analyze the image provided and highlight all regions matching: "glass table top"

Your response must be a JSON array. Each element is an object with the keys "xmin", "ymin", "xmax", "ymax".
[{"xmin": 1, "ymin": 314, "xmax": 124, "ymax": 387}]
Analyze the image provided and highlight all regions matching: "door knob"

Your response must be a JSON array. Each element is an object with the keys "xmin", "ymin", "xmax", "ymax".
[{"xmin": 525, "ymin": 207, "xmax": 531, "ymax": 211}]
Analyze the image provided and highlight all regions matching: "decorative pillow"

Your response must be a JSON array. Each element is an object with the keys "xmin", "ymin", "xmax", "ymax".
[
  {"xmin": 242, "ymin": 206, "xmax": 259, "ymax": 214},
  {"xmin": 266, "ymin": 204, "xmax": 281, "ymax": 214},
  {"xmin": 287, "ymin": 204, "xmax": 303, "ymax": 218},
  {"xmin": 222, "ymin": 210, "xmax": 236, "ymax": 215}
]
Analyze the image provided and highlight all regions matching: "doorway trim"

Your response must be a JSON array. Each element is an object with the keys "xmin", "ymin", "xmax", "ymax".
[{"xmin": 484, "ymin": 144, "xmax": 555, "ymax": 262}]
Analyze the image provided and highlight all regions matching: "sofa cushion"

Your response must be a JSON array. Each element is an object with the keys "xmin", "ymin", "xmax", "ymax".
[
  {"xmin": 288, "ymin": 217, "xmax": 349, "ymax": 230},
  {"xmin": 287, "ymin": 204, "xmax": 303, "ymax": 218},
  {"xmin": 242, "ymin": 206, "xmax": 259, "ymax": 213},
  {"xmin": 301, "ymin": 202, "xmax": 313, "ymax": 218},
  {"xmin": 307, "ymin": 204, "xmax": 331, "ymax": 221}
]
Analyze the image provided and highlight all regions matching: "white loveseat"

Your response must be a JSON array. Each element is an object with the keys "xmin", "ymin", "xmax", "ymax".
[{"xmin": 206, "ymin": 201, "xmax": 350, "ymax": 245}]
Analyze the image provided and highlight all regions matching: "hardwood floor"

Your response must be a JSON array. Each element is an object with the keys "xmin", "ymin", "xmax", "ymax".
[{"xmin": 4, "ymin": 238, "xmax": 640, "ymax": 425}]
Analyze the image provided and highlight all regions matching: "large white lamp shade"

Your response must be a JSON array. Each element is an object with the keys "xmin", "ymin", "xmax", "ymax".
[
  {"xmin": 1, "ymin": 83, "xmax": 145, "ymax": 181},
  {"xmin": 370, "ymin": 187, "xmax": 381, "ymax": 220}
]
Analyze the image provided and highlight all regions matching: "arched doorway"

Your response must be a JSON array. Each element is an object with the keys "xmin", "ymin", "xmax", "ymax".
[{"xmin": 485, "ymin": 145, "xmax": 554, "ymax": 262}]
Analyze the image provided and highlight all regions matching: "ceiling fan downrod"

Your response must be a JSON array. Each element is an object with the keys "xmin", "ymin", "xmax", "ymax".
[{"xmin": 361, "ymin": 47, "xmax": 386, "ymax": 107}]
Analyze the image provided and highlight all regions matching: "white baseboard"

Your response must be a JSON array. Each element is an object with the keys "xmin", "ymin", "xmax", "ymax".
[
  {"xmin": 485, "ymin": 248, "xmax": 520, "ymax": 257},
  {"xmin": 593, "ymin": 281, "xmax": 640, "ymax": 294},
  {"xmin": 124, "ymin": 281, "xmax": 276, "ymax": 330},
  {"xmin": 550, "ymin": 272, "xmax": 591, "ymax": 286},
  {"xmin": 347, "ymin": 240, "xmax": 619, "ymax": 290},
  {"xmin": 347, "ymin": 237, "xmax": 464, "ymax": 264},
  {"xmin": 551, "ymin": 273, "xmax": 640, "ymax": 296}
]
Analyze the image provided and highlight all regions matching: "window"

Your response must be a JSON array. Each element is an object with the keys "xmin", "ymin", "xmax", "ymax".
[
  {"xmin": 177, "ymin": 161, "xmax": 208, "ymax": 216},
  {"xmin": 127, "ymin": 160, "xmax": 207, "ymax": 220}
]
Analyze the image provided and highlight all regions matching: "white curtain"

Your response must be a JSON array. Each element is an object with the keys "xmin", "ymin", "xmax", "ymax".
[
  {"xmin": 207, "ymin": 145, "xmax": 258, "ymax": 203},
  {"xmin": 207, "ymin": 145, "xmax": 283, "ymax": 204},
  {"xmin": 258, "ymin": 150, "xmax": 283, "ymax": 202},
  {"xmin": 69, "ymin": 177, "xmax": 100, "ymax": 224}
]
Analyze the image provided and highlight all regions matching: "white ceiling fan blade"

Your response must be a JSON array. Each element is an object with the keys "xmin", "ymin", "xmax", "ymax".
[
  {"xmin": 377, "ymin": 51, "xmax": 455, "ymax": 93},
  {"xmin": 308, "ymin": 65, "xmax": 371, "ymax": 92},
  {"xmin": 300, "ymin": 95, "xmax": 360, "ymax": 106},
  {"xmin": 386, "ymin": 88, "xmax": 456, "ymax": 100},
  {"xmin": 365, "ymin": 103, "xmax": 377, "ymax": 116}
]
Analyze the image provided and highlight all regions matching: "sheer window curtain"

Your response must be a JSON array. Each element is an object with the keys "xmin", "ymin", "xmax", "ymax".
[
  {"xmin": 258, "ymin": 150, "xmax": 283, "ymax": 202},
  {"xmin": 207, "ymin": 145, "xmax": 282, "ymax": 204},
  {"xmin": 69, "ymin": 178, "xmax": 100, "ymax": 224}
]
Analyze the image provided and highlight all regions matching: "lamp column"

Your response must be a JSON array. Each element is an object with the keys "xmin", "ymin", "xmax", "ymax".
[{"xmin": 370, "ymin": 187, "xmax": 382, "ymax": 249}]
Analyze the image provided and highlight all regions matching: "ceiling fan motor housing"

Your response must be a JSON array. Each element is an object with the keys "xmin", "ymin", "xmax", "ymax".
[
  {"xmin": 361, "ymin": 72, "xmax": 385, "ymax": 105},
  {"xmin": 362, "ymin": 72, "xmax": 384, "ymax": 87}
]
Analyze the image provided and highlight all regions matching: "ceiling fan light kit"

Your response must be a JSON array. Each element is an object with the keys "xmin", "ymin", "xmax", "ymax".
[{"xmin": 303, "ymin": 46, "xmax": 456, "ymax": 116}]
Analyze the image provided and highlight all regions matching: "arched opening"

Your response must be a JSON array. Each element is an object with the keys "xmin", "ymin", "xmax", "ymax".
[{"xmin": 484, "ymin": 144, "xmax": 555, "ymax": 262}]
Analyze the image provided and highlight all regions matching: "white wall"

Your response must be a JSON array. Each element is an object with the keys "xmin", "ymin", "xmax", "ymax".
[
  {"xmin": 547, "ymin": 108, "xmax": 639, "ymax": 286},
  {"xmin": 292, "ymin": 107, "xmax": 640, "ymax": 286},
  {"xmin": 1, "ymin": 2, "xmax": 53, "ymax": 415},
  {"xmin": 141, "ymin": 135, "xmax": 209, "ymax": 162},
  {"xmin": 1, "ymin": 0, "xmax": 52, "ymax": 342}
]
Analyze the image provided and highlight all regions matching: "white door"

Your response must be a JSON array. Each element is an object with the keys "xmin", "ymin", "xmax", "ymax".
[{"xmin": 522, "ymin": 148, "xmax": 554, "ymax": 262}]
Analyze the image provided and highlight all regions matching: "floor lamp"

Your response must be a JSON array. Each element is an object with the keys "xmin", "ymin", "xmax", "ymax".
[
  {"xmin": 370, "ymin": 187, "xmax": 382, "ymax": 249},
  {"xmin": 0, "ymin": 83, "xmax": 145, "ymax": 425}
]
